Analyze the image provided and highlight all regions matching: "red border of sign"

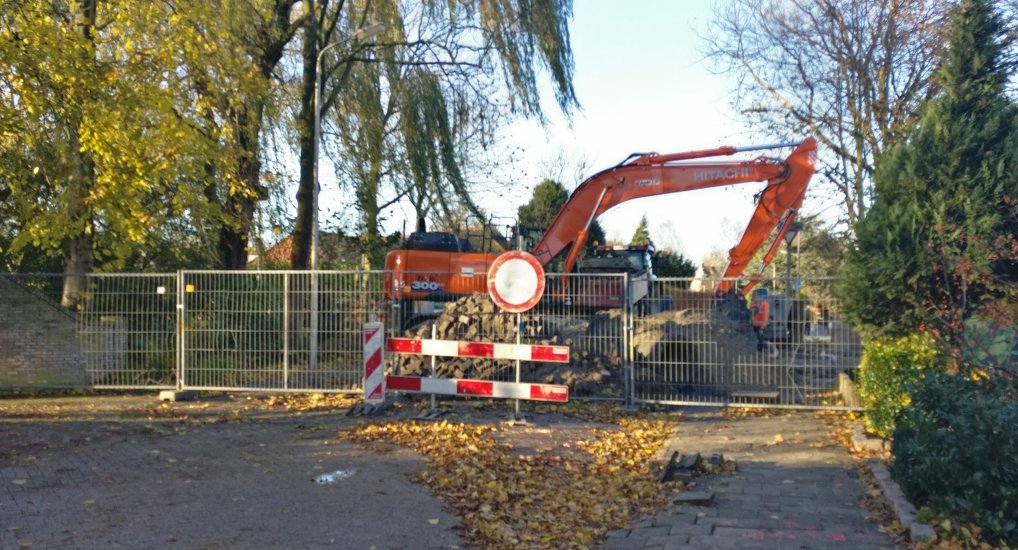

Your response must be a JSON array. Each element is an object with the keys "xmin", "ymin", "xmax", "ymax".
[{"xmin": 486, "ymin": 250, "xmax": 545, "ymax": 313}]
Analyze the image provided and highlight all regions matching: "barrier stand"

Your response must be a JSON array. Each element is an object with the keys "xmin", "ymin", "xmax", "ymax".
[
  {"xmin": 363, "ymin": 250, "xmax": 564, "ymax": 420},
  {"xmin": 417, "ymin": 324, "xmax": 446, "ymax": 420},
  {"xmin": 350, "ymin": 321, "xmax": 387, "ymax": 417}
]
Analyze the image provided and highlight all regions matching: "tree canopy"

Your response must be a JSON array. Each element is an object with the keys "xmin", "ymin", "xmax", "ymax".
[
  {"xmin": 0, "ymin": 0, "xmax": 274, "ymax": 305},
  {"xmin": 0, "ymin": 0, "xmax": 580, "ymax": 298},
  {"xmin": 705, "ymin": 0, "xmax": 949, "ymax": 237},
  {"xmin": 303, "ymin": 0, "xmax": 580, "ymax": 267},
  {"xmin": 516, "ymin": 178, "xmax": 604, "ymax": 257},
  {"xmin": 630, "ymin": 215, "xmax": 651, "ymax": 246},
  {"xmin": 841, "ymin": 0, "xmax": 1018, "ymax": 368}
]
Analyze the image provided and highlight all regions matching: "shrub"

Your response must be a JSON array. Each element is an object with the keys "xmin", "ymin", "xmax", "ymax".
[
  {"xmin": 891, "ymin": 371, "xmax": 1018, "ymax": 546},
  {"xmin": 857, "ymin": 333, "xmax": 940, "ymax": 438}
]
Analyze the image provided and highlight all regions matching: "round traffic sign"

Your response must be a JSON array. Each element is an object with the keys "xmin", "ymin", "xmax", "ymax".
[{"xmin": 487, "ymin": 251, "xmax": 546, "ymax": 313}]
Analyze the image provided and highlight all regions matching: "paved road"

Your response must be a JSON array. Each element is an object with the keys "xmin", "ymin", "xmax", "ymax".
[
  {"xmin": 606, "ymin": 409, "xmax": 896, "ymax": 549},
  {"xmin": 1, "ymin": 408, "xmax": 467, "ymax": 549},
  {"xmin": 2, "ymin": 398, "xmax": 895, "ymax": 549}
]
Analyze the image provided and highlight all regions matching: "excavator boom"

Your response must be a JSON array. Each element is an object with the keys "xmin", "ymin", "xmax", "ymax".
[
  {"xmin": 715, "ymin": 139, "xmax": 817, "ymax": 294},
  {"xmin": 384, "ymin": 138, "xmax": 817, "ymax": 316},
  {"xmin": 530, "ymin": 138, "xmax": 818, "ymax": 277}
]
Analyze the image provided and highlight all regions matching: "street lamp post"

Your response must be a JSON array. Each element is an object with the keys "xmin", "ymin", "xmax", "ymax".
[
  {"xmin": 310, "ymin": 23, "xmax": 383, "ymax": 374},
  {"xmin": 311, "ymin": 22, "xmax": 384, "ymax": 271}
]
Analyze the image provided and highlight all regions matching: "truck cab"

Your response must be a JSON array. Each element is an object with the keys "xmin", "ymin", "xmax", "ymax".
[{"xmin": 573, "ymin": 243, "xmax": 665, "ymax": 312}]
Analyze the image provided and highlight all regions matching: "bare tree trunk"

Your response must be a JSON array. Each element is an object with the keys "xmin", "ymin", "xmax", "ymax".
[
  {"xmin": 62, "ymin": 132, "xmax": 94, "ymax": 308},
  {"xmin": 217, "ymin": 106, "xmax": 262, "ymax": 269},
  {"xmin": 61, "ymin": 0, "xmax": 97, "ymax": 310},
  {"xmin": 357, "ymin": 152, "xmax": 384, "ymax": 267},
  {"xmin": 216, "ymin": 0, "xmax": 300, "ymax": 269},
  {"xmin": 291, "ymin": 0, "xmax": 319, "ymax": 269}
]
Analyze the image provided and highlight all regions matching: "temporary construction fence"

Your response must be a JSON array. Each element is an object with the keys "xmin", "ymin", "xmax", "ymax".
[
  {"xmin": 629, "ymin": 277, "xmax": 861, "ymax": 409},
  {"xmin": 2, "ymin": 270, "xmax": 862, "ymax": 409},
  {"xmin": 177, "ymin": 270, "xmax": 387, "ymax": 392}
]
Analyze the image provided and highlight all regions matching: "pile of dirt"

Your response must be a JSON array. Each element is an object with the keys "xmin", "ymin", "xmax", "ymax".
[
  {"xmin": 391, "ymin": 292, "xmax": 765, "ymax": 395},
  {"xmin": 634, "ymin": 308, "xmax": 758, "ymax": 362},
  {"xmin": 631, "ymin": 307, "xmax": 759, "ymax": 384}
]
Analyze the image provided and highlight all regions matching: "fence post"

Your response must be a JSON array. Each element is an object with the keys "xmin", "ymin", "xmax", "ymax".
[
  {"xmin": 282, "ymin": 273, "xmax": 289, "ymax": 390},
  {"xmin": 310, "ymin": 270, "xmax": 318, "ymax": 373},
  {"xmin": 624, "ymin": 272, "xmax": 635, "ymax": 411},
  {"xmin": 175, "ymin": 271, "xmax": 185, "ymax": 390}
]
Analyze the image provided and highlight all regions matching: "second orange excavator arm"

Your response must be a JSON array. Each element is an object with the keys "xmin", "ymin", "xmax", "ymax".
[{"xmin": 529, "ymin": 138, "xmax": 818, "ymax": 277}]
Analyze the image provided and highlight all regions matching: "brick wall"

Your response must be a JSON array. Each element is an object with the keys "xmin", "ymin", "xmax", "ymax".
[{"xmin": 0, "ymin": 277, "xmax": 86, "ymax": 387}]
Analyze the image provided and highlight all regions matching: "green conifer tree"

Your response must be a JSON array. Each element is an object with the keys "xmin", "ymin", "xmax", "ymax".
[
  {"xmin": 841, "ymin": 0, "xmax": 1018, "ymax": 363},
  {"xmin": 630, "ymin": 214, "xmax": 652, "ymax": 246}
]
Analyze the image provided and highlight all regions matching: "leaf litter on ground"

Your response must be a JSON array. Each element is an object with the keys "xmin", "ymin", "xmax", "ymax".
[{"xmin": 341, "ymin": 403, "xmax": 683, "ymax": 549}]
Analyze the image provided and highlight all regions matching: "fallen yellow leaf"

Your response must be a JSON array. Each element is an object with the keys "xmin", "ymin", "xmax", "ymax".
[{"xmin": 428, "ymin": 519, "xmax": 440, "ymax": 525}]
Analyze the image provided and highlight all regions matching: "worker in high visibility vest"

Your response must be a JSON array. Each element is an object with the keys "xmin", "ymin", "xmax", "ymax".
[{"xmin": 751, "ymin": 288, "xmax": 772, "ymax": 354}]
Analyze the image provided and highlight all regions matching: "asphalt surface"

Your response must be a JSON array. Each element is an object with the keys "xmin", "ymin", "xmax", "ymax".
[
  {"xmin": 1, "ymin": 396, "xmax": 897, "ymax": 549},
  {"xmin": 0, "ymin": 396, "xmax": 467, "ymax": 549}
]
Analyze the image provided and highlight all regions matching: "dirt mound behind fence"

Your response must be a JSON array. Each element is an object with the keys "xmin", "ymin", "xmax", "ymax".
[{"xmin": 389, "ymin": 292, "xmax": 778, "ymax": 397}]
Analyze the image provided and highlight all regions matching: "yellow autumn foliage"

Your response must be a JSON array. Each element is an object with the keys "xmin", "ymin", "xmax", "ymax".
[{"xmin": 342, "ymin": 407, "xmax": 677, "ymax": 549}]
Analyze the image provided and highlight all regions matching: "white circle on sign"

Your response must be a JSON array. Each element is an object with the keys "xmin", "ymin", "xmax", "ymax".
[
  {"xmin": 493, "ymin": 258, "xmax": 539, "ymax": 305},
  {"xmin": 487, "ymin": 251, "xmax": 545, "ymax": 312}
]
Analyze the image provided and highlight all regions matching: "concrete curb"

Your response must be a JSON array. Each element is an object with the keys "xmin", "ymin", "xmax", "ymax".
[
  {"xmin": 868, "ymin": 458, "xmax": 936, "ymax": 542},
  {"xmin": 838, "ymin": 372, "xmax": 862, "ymax": 408},
  {"xmin": 850, "ymin": 422, "xmax": 890, "ymax": 452},
  {"xmin": 158, "ymin": 390, "xmax": 197, "ymax": 402}
]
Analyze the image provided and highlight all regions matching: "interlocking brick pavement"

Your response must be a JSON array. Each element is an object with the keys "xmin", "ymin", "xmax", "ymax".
[{"xmin": 606, "ymin": 409, "xmax": 898, "ymax": 549}]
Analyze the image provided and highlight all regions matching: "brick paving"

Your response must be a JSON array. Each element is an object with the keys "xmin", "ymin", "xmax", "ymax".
[{"xmin": 605, "ymin": 409, "xmax": 897, "ymax": 549}]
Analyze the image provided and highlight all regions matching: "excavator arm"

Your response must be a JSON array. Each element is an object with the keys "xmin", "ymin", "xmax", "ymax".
[
  {"xmin": 529, "ymin": 138, "xmax": 818, "ymax": 280},
  {"xmin": 715, "ymin": 139, "xmax": 817, "ymax": 295}
]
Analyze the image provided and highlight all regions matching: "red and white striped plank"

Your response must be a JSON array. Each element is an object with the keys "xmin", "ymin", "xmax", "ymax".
[
  {"xmin": 386, "ymin": 375, "xmax": 568, "ymax": 403},
  {"xmin": 363, "ymin": 323, "xmax": 385, "ymax": 405},
  {"xmin": 386, "ymin": 338, "xmax": 569, "ymax": 363}
]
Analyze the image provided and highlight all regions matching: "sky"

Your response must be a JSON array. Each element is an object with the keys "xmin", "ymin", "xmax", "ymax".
[
  {"xmin": 485, "ymin": 0, "xmax": 779, "ymax": 263},
  {"xmin": 351, "ymin": 0, "xmax": 803, "ymax": 264}
]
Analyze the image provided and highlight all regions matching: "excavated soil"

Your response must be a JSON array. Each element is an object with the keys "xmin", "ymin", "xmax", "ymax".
[{"xmin": 391, "ymin": 293, "xmax": 769, "ymax": 396}]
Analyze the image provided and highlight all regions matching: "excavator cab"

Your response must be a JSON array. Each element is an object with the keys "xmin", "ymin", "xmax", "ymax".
[
  {"xmin": 402, "ymin": 231, "xmax": 474, "ymax": 253},
  {"xmin": 580, "ymin": 243, "xmax": 655, "ymax": 275}
]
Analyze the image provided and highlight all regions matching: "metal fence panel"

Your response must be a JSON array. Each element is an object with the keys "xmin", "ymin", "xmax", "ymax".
[
  {"xmin": 5, "ymin": 268, "xmax": 863, "ymax": 410},
  {"xmin": 78, "ymin": 273, "xmax": 179, "ymax": 389},
  {"xmin": 530, "ymin": 273, "xmax": 630, "ymax": 401},
  {"xmin": 179, "ymin": 270, "xmax": 386, "ymax": 392},
  {"xmin": 631, "ymin": 277, "xmax": 861, "ymax": 409}
]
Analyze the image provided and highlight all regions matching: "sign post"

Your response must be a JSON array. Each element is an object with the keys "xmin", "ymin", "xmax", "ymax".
[{"xmin": 487, "ymin": 251, "xmax": 547, "ymax": 422}]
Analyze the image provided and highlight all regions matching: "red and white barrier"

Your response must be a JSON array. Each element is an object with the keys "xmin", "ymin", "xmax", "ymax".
[
  {"xmin": 366, "ymin": 327, "xmax": 571, "ymax": 405},
  {"xmin": 387, "ymin": 375, "xmax": 568, "ymax": 402},
  {"xmin": 363, "ymin": 322, "xmax": 385, "ymax": 405},
  {"xmin": 386, "ymin": 337, "xmax": 569, "ymax": 363}
]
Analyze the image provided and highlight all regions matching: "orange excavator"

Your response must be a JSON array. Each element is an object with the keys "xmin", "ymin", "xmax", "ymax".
[{"xmin": 385, "ymin": 137, "xmax": 817, "ymax": 323}]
